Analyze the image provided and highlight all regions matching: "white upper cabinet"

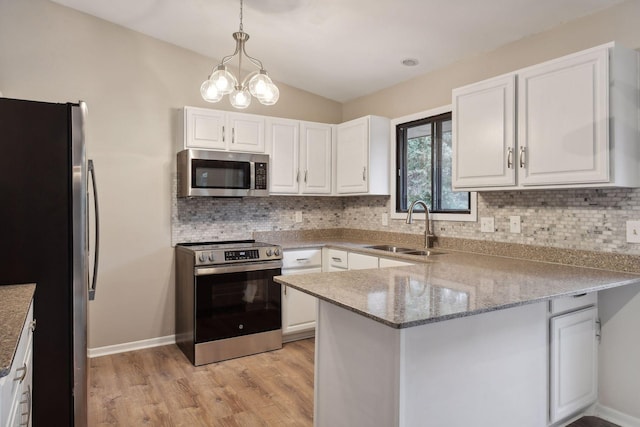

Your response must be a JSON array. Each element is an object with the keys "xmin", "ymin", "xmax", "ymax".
[
  {"xmin": 267, "ymin": 118, "xmax": 300, "ymax": 193},
  {"xmin": 267, "ymin": 119, "xmax": 332, "ymax": 195},
  {"xmin": 300, "ymin": 122, "xmax": 332, "ymax": 194},
  {"xmin": 336, "ymin": 115, "xmax": 390, "ymax": 195},
  {"xmin": 183, "ymin": 107, "xmax": 226, "ymax": 150},
  {"xmin": 181, "ymin": 107, "xmax": 265, "ymax": 153},
  {"xmin": 452, "ymin": 42, "xmax": 640, "ymax": 191},
  {"xmin": 452, "ymin": 74, "xmax": 516, "ymax": 188},
  {"xmin": 227, "ymin": 112, "xmax": 265, "ymax": 153}
]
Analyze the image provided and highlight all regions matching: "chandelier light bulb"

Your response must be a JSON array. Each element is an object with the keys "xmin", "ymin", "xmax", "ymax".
[
  {"xmin": 210, "ymin": 66, "xmax": 237, "ymax": 95},
  {"xmin": 230, "ymin": 87, "xmax": 252, "ymax": 109},
  {"xmin": 200, "ymin": 79, "xmax": 223, "ymax": 103},
  {"xmin": 258, "ymin": 83, "xmax": 279, "ymax": 106},
  {"xmin": 249, "ymin": 71, "xmax": 273, "ymax": 98}
]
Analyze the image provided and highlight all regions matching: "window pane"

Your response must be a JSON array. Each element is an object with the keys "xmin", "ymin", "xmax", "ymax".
[
  {"xmin": 406, "ymin": 129, "xmax": 432, "ymax": 211},
  {"xmin": 440, "ymin": 119, "xmax": 469, "ymax": 210}
]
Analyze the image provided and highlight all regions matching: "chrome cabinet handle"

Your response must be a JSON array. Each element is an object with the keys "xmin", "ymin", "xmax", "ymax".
[
  {"xmin": 284, "ymin": 286, "xmax": 287, "ymax": 296},
  {"xmin": 331, "ymin": 257, "xmax": 343, "ymax": 262},
  {"xmin": 232, "ymin": 127, "xmax": 235, "ymax": 144},
  {"xmin": 296, "ymin": 258, "xmax": 310, "ymax": 262},
  {"xmin": 30, "ymin": 319, "xmax": 36, "ymax": 332},
  {"xmin": 507, "ymin": 147, "xmax": 513, "ymax": 169},
  {"xmin": 519, "ymin": 146, "xmax": 526, "ymax": 168},
  {"xmin": 362, "ymin": 167, "xmax": 366, "ymax": 181},
  {"xmin": 222, "ymin": 125, "xmax": 225, "ymax": 142},
  {"xmin": 14, "ymin": 364, "xmax": 27, "ymax": 383},
  {"xmin": 296, "ymin": 170, "xmax": 300, "ymax": 183},
  {"xmin": 304, "ymin": 170, "xmax": 308, "ymax": 183}
]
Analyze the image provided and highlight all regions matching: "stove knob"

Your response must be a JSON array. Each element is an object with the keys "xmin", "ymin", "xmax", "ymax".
[
  {"xmin": 274, "ymin": 248, "xmax": 281, "ymax": 257},
  {"xmin": 266, "ymin": 249, "xmax": 273, "ymax": 257},
  {"xmin": 198, "ymin": 253, "xmax": 206, "ymax": 263},
  {"xmin": 208, "ymin": 253, "xmax": 215, "ymax": 262}
]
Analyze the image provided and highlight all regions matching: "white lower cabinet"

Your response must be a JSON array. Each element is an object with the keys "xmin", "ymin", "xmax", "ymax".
[
  {"xmin": 281, "ymin": 248, "xmax": 321, "ymax": 341},
  {"xmin": 347, "ymin": 252, "xmax": 379, "ymax": 270},
  {"xmin": 549, "ymin": 297, "xmax": 598, "ymax": 424},
  {"xmin": 1, "ymin": 301, "xmax": 34, "ymax": 427}
]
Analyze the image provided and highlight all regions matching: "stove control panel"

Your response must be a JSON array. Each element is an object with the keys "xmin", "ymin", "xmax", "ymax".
[{"xmin": 225, "ymin": 249, "xmax": 259, "ymax": 261}]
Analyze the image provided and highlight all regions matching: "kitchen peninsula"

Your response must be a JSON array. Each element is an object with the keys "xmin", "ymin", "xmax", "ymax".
[{"xmin": 274, "ymin": 249, "xmax": 640, "ymax": 427}]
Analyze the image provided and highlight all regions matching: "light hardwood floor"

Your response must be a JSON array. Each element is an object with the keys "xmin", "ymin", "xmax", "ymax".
[{"xmin": 88, "ymin": 339, "xmax": 315, "ymax": 426}]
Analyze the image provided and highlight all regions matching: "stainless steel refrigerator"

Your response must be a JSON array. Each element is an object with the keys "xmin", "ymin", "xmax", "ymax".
[{"xmin": 0, "ymin": 97, "xmax": 99, "ymax": 426}]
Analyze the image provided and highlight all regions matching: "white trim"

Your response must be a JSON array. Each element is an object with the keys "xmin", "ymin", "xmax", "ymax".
[
  {"xmin": 592, "ymin": 403, "xmax": 640, "ymax": 427},
  {"xmin": 88, "ymin": 334, "xmax": 176, "ymax": 358},
  {"xmin": 389, "ymin": 105, "xmax": 478, "ymax": 223}
]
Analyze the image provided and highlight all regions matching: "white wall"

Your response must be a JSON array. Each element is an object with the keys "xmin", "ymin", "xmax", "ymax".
[{"xmin": 0, "ymin": 0, "xmax": 341, "ymax": 348}]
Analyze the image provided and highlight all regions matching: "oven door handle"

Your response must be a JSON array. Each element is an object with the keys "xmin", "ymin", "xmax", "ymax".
[{"xmin": 195, "ymin": 260, "xmax": 283, "ymax": 276}]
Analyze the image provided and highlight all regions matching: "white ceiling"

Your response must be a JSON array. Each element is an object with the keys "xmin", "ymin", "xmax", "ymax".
[{"xmin": 51, "ymin": 0, "xmax": 623, "ymax": 102}]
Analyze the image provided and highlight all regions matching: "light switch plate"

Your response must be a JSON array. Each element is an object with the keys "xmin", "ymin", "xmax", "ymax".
[
  {"xmin": 627, "ymin": 220, "xmax": 640, "ymax": 243},
  {"xmin": 480, "ymin": 217, "xmax": 495, "ymax": 233}
]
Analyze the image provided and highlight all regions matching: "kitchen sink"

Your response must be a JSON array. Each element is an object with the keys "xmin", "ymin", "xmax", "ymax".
[
  {"xmin": 403, "ymin": 250, "xmax": 446, "ymax": 256},
  {"xmin": 365, "ymin": 245, "xmax": 415, "ymax": 253},
  {"xmin": 365, "ymin": 245, "xmax": 446, "ymax": 257}
]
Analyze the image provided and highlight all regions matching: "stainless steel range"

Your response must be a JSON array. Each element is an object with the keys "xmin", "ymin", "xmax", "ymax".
[{"xmin": 175, "ymin": 240, "xmax": 283, "ymax": 365}]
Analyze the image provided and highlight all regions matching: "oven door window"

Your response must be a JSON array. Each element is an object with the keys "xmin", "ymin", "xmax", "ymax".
[
  {"xmin": 192, "ymin": 159, "xmax": 250, "ymax": 189},
  {"xmin": 195, "ymin": 268, "xmax": 281, "ymax": 342}
]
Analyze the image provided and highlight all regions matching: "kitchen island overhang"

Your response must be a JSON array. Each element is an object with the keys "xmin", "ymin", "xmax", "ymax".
[{"xmin": 274, "ymin": 252, "xmax": 640, "ymax": 427}]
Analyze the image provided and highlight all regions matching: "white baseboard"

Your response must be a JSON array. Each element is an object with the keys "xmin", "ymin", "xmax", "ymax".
[
  {"xmin": 88, "ymin": 335, "xmax": 176, "ymax": 358},
  {"xmin": 593, "ymin": 403, "xmax": 640, "ymax": 427}
]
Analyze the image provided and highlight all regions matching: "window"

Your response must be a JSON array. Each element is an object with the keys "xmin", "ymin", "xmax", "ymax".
[{"xmin": 391, "ymin": 106, "xmax": 476, "ymax": 222}]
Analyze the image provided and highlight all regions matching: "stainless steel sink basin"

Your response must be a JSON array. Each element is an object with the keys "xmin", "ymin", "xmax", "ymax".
[
  {"xmin": 365, "ymin": 245, "xmax": 446, "ymax": 257},
  {"xmin": 403, "ymin": 250, "xmax": 446, "ymax": 256},
  {"xmin": 365, "ymin": 245, "xmax": 415, "ymax": 253}
]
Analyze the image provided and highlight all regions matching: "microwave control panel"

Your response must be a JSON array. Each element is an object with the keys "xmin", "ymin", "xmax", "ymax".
[{"xmin": 255, "ymin": 163, "xmax": 267, "ymax": 190}]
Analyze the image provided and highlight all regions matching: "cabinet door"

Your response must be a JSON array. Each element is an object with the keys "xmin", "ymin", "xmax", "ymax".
[
  {"xmin": 347, "ymin": 252, "xmax": 379, "ymax": 270},
  {"xmin": 452, "ymin": 74, "xmax": 516, "ymax": 188},
  {"xmin": 227, "ymin": 112, "xmax": 265, "ymax": 153},
  {"xmin": 185, "ymin": 107, "xmax": 227, "ymax": 150},
  {"xmin": 281, "ymin": 268, "xmax": 320, "ymax": 335},
  {"xmin": 518, "ymin": 48, "xmax": 609, "ymax": 186},
  {"xmin": 267, "ymin": 118, "xmax": 299, "ymax": 194},
  {"xmin": 549, "ymin": 306, "xmax": 598, "ymax": 423},
  {"xmin": 300, "ymin": 122, "xmax": 332, "ymax": 194},
  {"xmin": 336, "ymin": 118, "xmax": 368, "ymax": 193}
]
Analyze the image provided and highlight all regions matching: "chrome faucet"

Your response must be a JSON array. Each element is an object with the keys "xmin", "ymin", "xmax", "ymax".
[{"xmin": 405, "ymin": 200, "xmax": 436, "ymax": 248}]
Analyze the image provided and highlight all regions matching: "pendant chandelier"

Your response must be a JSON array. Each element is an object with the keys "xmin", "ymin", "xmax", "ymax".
[{"xmin": 200, "ymin": 0, "xmax": 279, "ymax": 109}]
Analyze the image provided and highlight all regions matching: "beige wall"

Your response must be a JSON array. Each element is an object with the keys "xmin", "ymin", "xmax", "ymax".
[
  {"xmin": 0, "ymin": 0, "xmax": 341, "ymax": 349},
  {"xmin": 342, "ymin": 0, "xmax": 640, "ymax": 121}
]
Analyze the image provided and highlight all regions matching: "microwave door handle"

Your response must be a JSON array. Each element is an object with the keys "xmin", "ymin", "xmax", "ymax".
[
  {"xmin": 88, "ymin": 159, "xmax": 100, "ymax": 301},
  {"xmin": 250, "ymin": 161, "xmax": 255, "ymax": 192}
]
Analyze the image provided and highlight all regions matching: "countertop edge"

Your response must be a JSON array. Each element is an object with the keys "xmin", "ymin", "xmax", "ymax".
[{"xmin": 0, "ymin": 284, "xmax": 36, "ymax": 378}]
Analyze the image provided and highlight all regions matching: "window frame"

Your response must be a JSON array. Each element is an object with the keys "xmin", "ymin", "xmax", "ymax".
[{"xmin": 389, "ymin": 105, "xmax": 477, "ymax": 222}]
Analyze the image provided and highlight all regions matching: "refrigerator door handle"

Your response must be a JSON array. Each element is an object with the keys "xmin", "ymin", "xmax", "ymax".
[{"xmin": 88, "ymin": 159, "xmax": 99, "ymax": 300}]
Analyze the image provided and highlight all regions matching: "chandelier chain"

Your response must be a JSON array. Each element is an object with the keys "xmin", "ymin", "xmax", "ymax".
[{"xmin": 239, "ymin": 0, "xmax": 244, "ymax": 32}]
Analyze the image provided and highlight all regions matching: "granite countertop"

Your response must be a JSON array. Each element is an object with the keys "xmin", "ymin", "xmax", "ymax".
[
  {"xmin": 0, "ymin": 284, "xmax": 36, "ymax": 378},
  {"xmin": 274, "ymin": 248, "xmax": 640, "ymax": 329}
]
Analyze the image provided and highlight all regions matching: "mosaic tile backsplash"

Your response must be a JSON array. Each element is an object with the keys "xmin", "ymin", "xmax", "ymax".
[{"xmin": 172, "ymin": 186, "xmax": 640, "ymax": 256}]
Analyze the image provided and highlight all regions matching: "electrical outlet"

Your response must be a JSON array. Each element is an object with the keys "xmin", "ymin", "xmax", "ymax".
[
  {"xmin": 480, "ymin": 217, "xmax": 495, "ymax": 233},
  {"xmin": 627, "ymin": 220, "xmax": 640, "ymax": 243},
  {"xmin": 295, "ymin": 211, "xmax": 303, "ymax": 223},
  {"xmin": 509, "ymin": 216, "xmax": 521, "ymax": 233},
  {"xmin": 382, "ymin": 213, "xmax": 389, "ymax": 226}
]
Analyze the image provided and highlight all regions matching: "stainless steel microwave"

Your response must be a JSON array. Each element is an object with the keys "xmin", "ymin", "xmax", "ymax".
[{"xmin": 177, "ymin": 149, "xmax": 269, "ymax": 197}]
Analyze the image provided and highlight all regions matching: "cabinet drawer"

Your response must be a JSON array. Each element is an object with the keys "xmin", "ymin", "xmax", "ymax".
[
  {"xmin": 282, "ymin": 248, "xmax": 322, "ymax": 269},
  {"xmin": 327, "ymin": 249, "xmax": 348, "ymax": 269},
  {"xmin": 550, "ymin": 292, "xmax": 597, "ymax": 315}
]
